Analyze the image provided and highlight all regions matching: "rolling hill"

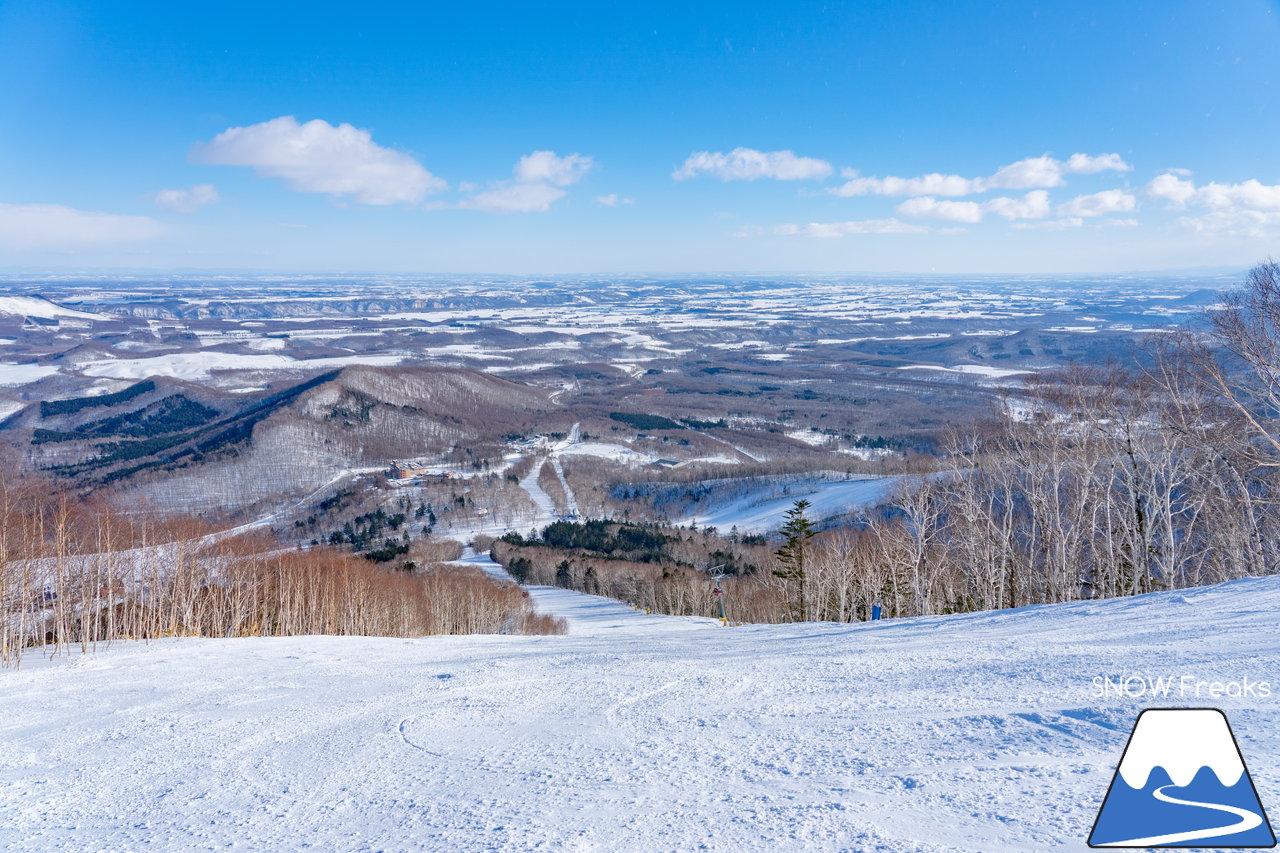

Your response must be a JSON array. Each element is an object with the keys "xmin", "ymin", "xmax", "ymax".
[{"xmin": 3, "ymin": 366, "xmax": 558, "ymax": 515}]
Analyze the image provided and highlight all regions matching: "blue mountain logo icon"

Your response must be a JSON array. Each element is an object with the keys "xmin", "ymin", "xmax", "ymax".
[{"xmin": 1089, "ymin": 708, "xmax": 1276, "ymax": 848}]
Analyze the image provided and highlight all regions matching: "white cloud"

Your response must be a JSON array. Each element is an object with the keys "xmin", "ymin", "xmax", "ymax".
[
  {"xmin": 831, "ymin": 153, "xmax": 1131, "ymax": 197},
  {"xmin": 1196, "ymin": 180, "xmax": 1280, "ymax": 211},
  {"xmin": 0, "ymin": 203, "xmax": 162, "ymax": 250},
  {"xmin": 460, "ymin": 150, "xmax": 595, "ymax": 213},
  {"xmin": 191, "ymin": 116, "xmax": 446, "ymax": 205},
  {"xmin": 1144, "ymin": 173, "xmax": 1197, "ymax": 206},
  {"xmin": 152, "ymin": 184, "xmax": 219, "ymax": 213},
  {"xmin": 673, "ymin": 147, "xmax": 833, "ymax": 181},
  {"xmin": 594, "ymin": 194, "xmax": 634, "ymax": 207},
  {"xmin": 833, "ymin": 172, "xmax": 980, "ymax": 197},
  {"xmin": 895, "ymin": 197, "xmax": 984, "ymax": 223},
  {"xmin": 1057, "ymin": 189, "xmax": 1136, "ymax": 218},
  {"xmin": 1064, "ymin": 153, "xmax": 1132, "ymax": 175},
  {"xmin": 984, "ymin": 156, "xmax": 1069, "ymax": 191},
  {"xmin": 1145, "ymin": 174, "xmax": 1280, "ymax": 212},
  {"xmin": 1144, "ymin": 174, "xmax": 1280, "ymax": 236},
  {"xmin": 1178, "ymin": 209, "xmax": 1280, "ymax": 238},
  {"xmin": 462, "ymin": 183, "xmax": 567, "ymax": 214},
  {"xmin": 768, "ymin": 218, "xmax": 928, "ymax": 238},
  {"xmin": 896, "ymin": 190, "xmax": 1050, "ymax": 223},
  {"xmin": 984, "ymin": 190, "xmax": 1051, "ymax": 220},
  {"xmin": 515, "ymin": 151, "xmax": 593, "ymax": 187}
]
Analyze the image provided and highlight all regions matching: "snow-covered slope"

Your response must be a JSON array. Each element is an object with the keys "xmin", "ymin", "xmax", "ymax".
[
  {"xmin": 0, "ymin": 295, "xmax": 106, "ymax": 321},
  {"xmin": 1, "ymin": 574, "xmax": 1277, "ymax": 852}
]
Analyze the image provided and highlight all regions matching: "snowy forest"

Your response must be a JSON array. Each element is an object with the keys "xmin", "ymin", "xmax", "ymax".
[
  {"xmin": 0, "ymin": 485, "xmax": 564, "ymax": 669},
  {"xmin": 491, "ymin": 262, "xmax": 1280, "ymax": 625}
]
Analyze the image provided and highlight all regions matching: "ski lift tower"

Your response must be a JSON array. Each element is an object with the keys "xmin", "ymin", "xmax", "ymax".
[{"xmin": 704, "ymin": 563, "xmax": 728, "ymax": 622}]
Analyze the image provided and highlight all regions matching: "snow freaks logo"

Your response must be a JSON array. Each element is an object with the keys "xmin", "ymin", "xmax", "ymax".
[
  {"xmin": 1093, "ymin": 675, "xmax": 1273, "ymax": 700},
  {"xmin": 1088, "ymin": 709, "xmax": 1276, "ymax": 848}
]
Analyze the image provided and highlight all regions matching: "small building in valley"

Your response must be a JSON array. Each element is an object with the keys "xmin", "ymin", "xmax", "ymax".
[{"xmin": 387, "ymin": 461, "xmax": 428, "ymax": 481}]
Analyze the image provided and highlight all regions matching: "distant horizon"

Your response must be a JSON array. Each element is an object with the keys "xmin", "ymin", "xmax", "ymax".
[{"xmin": 0, "ymin": 264, "xmax": 1254, "ymax": 282}]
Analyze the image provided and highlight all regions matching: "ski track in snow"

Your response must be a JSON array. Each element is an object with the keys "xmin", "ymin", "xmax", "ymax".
[
  {"xmin": 697, "ymin": 430, "xmax": 764, "ymax": 462},
  {"xmin": 2, "ymin": 559, "xmax": 1279, "ymax": 852},
  {"xmin": 549, "ymin": 456, "xmax": 579, "ymax": 517},
  {"xmin": 517, "ymin": 459, "xmax": 560, "ymax": 527},
  {"xmin": 512, "ymin": 422, "xmax": 583, "ymax": 526}
]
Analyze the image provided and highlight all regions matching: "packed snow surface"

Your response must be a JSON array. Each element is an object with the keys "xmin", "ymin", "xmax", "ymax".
[{"xmin": 2, "ymin": 569, "xmax": 1277, "ymax": 852}]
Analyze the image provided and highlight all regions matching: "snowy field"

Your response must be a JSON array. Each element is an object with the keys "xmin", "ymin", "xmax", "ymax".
[{"xmin": 2, "ymin": 561, "xmax": 1277, "ymax": 852}]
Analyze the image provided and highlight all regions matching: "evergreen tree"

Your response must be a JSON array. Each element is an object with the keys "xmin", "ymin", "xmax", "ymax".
[{"xmin": 774, "ymin": 499, "xmax": 816, "ymax": 621}]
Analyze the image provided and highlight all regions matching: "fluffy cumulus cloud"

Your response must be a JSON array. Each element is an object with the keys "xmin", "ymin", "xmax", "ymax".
[
  {"xmin": 461, "ymin": 151, "xmax": 594, "ymax": 213},
  {"xmin": 0, "ymin": 203, "xmax": 162, "ymax": 251},
  {"xmin": 767, "ymin": 218, "xmax": 928, "ymax": 238},
  {"xmin": 673, "ymin": 147, "xmax": 833, "ymax": 181},
  {"xmin": 1057, "ymin": 189, "xmax": 1136, "ymax": 217},
  {"xmin": 896, "ymin": 190, "xmax": 1051, "ymax": 223},
  {"xmin": 832, "ymin": 153, "xmax": 1131, "ymax": 197},
  {"xmin": 1146, "ymin": 174, "xmax": 1280, "ymax": 211},
  {"xmin": 983, "ymin": 156, "xmax": 1070, "ymax": 191},
  {"xmin": 594, "ymin": 194, "xmax": 634, "ymax": 207},
  {"xmin": 1064, "ymin": 153, "xmax": 1131, "ymax": 175},
  {"xmin": 1196, "ymin": 181, "xmax": 1280, "ymax": 211},
  {"xmin": 1144, "ymin": 173, "xmax": 1197, "ymax": 206},
  {"xmin": 191, "ymin": 116, "xmax": 447, "ymax": 205},
  {"xmin": 515, "ymin": 151, "xmax": 593, "ymax": 187},
  {"xmin": 1144, "ymin": 173, "xmax": 1280, "ymax": 236},
  {"xmin": 152, "ymin": 184, "xmax": 219, "ymax": 213}
]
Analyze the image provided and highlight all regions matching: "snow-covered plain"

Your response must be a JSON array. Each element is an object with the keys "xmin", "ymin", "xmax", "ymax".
[
  {"xmin": 4, "ymin": 567, "xmax": 1275, "ymax": 852},
  {"xmin": 0, "ymin": 363, "xmax": 60, "ymax": 386}
]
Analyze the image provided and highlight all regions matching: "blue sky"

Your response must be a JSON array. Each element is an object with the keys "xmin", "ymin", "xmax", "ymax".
[{"xmin": 1, "ymin": 0, "xmax": 1278, "ymax": 273}]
